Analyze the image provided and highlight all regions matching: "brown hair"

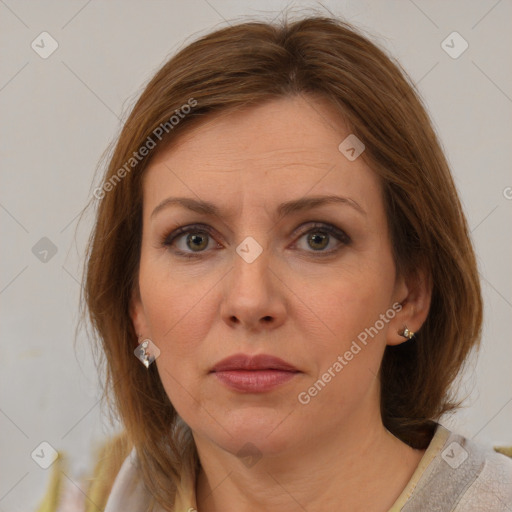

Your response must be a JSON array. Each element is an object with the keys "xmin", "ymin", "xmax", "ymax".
[{"xmin": 80, "ymin": 14, "xmax": 482, "ymax": 510}]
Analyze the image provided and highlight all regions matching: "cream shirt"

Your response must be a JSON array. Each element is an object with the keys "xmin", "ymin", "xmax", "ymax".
[{"xmin": 102, "ymin": 424, "xmax": 512, "ymax": 511}]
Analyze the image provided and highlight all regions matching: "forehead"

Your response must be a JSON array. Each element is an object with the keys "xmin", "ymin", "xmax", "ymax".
[
  {"xmin": 150, "ymin": 95, "xmax": 349, "ymax": 167},
  {"xmin": 142, "ymin": 95, "xmax": 382, "ymax": 219}
]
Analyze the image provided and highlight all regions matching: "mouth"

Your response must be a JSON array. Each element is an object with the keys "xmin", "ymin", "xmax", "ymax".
[
  {"xmin": 210, "ymin": 353, "xmax": 300, "ymax": 393},
  {"xmin": 211, "ymin": 353, "xmax": 299, "ymax": 372}
]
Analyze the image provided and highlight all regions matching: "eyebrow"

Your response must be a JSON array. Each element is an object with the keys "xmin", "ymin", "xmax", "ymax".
[{"xmin": 150, "ymin": 194, "xmax": 366, "ymax": 220}]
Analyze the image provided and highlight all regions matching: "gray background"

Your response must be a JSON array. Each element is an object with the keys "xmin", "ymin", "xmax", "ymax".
[{"xmin": 1, "ymin": 1, "xmax": 511, "ymax": 510}]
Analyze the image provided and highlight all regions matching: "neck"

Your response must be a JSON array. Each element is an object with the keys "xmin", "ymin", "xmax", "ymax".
[{"xmin": 194, "ymin": 420, "xmax": 426, "ymax": 512}]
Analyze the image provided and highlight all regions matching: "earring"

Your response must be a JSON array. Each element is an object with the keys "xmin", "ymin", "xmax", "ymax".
[
  {"xmin": 399, "ymin": 327, "xmax": 415, "ymax": 340},
  {"xmin": 141, "ymin": 340, "xmax": 151, "ymax": 368},
  {"xmin": 136, "ymin": 334, "xmax": 152, "ymax": 369}
]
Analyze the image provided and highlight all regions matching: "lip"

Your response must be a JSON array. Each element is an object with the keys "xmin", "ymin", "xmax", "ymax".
[
  {"xmin": 210, "ymin": 353, "xmax": 300, "ymax": 393},
  {"xmin": 211, "ymin": 353, "xmax": 299, "ymax": 372}
]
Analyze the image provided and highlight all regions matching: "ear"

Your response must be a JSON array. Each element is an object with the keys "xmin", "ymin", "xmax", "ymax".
[
  {"xmin": 386, "ymin": 266, "xmax": 432, "ymax": 346},
  {"xmin": 129, "ymin": 283, "xmax": 151, "ymax": 344}
]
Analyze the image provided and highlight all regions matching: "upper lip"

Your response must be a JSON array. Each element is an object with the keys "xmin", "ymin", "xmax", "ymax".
[{"xmin": 211, "ymin": 353, "xmax": 299, "ymax": 372}]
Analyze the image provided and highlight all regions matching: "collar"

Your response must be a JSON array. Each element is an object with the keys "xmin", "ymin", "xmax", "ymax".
[{"xmin": 103, "ymin": 447, "xmax": 197, "ymax": 512}]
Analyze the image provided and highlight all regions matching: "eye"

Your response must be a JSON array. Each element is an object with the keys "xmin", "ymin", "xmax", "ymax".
[
  {"xmin": 162, "ymin": 224, "xmax": 220, "ymax": 258},
  {"xmin": 161, "ymin": 221, "xmax": 351, "ymax": 259},
  {"xmin": 293, "ymin": 222, "xmax": 351, "ymax": 254}
]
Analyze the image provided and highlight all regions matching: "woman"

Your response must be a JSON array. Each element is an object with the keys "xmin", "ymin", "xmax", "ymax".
[{"xmin": 44, "ymin": 14, "xmax": 512, "ymax": 512}]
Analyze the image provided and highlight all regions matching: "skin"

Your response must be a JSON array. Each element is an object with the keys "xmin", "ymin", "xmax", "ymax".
[{"xmin": 130, "ymin": 94, "xmax": 432, "ymax": 511}]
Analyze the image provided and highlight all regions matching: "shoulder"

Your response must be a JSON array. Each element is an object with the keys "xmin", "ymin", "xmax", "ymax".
[
  {"xmin": 35, "ymin": 431, "xmax": 132, "ymax": 512},
  {"xmin": 84, "ymin": 430, "xmax": 133, "ymax": 507},
  {"xmin": 403, "ymin": 425, "xmax": 512, "ymax": 511},
  {"xmin": 450, "ymin": 430, "xmax": 512, "ymax": 511}
]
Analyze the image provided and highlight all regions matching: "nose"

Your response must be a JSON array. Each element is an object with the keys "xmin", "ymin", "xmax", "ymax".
[{"xmin": 220, "ymin": 243, "xmax": 287, "ymax": 333}]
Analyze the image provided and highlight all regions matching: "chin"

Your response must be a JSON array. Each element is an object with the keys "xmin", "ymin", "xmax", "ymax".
[{"xmin": 195, "ymin": 407, "xmax": 299, "ymax": 457}]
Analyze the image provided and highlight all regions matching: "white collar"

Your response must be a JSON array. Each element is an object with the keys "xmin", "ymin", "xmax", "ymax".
[{"xmin": 104, "ymin": 447, "xmax": 197, "ymax": 512}]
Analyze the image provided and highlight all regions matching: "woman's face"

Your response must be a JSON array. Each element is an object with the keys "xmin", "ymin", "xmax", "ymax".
[{"xmin": 131, "ymin": 95, "xmax": 422, "ymax": 457}]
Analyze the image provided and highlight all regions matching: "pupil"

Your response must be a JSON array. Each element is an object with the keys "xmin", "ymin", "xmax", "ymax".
[
  {"xmin": 309, "ymin": 232, "xmax": 327, "ymax": 250},
  {"xmin": 189, "ymin": 234, "xmax": 206, "ymax": 250}
]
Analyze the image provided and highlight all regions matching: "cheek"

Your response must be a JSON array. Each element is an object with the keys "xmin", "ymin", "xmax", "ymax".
[
  {"xmin": 138, "ymin": 257, "xmax": 215, "ymax": 385},
  {"xmin": 293, "ymin": 262, "xmax": 396, "ymax": 398},
  {"xmin": 140, "ymin": 248, "xmax": 214, "ymax": 334},
  {"xmin": 293, "ymin": 284, "xmax": 390, "ymax": 421},
  {"xmin": 309, "ymin": 286, "xmax": 389, "ymax": 370},
  {"xmin": 146, "ymin": 280, "xmax": 210, "ymax": 417},
  {"xmin": 299, "ymin": 258, "xmax": 395, "ymax": 344}
]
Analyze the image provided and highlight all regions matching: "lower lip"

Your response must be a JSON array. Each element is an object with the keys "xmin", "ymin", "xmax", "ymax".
[{"xmin": 212, "ymin": 370, "xmax": 299, "ymax": 392}]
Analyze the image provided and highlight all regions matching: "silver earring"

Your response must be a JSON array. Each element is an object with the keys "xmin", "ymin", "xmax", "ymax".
[
  {"xmin": 141, "ymin": 340, "xmax": 151, "ymax": 368},
  {"xmin": 399, "ymin": 327, "xmax": 415, "ymax": 340},
  {"xmin": 136, "ymin": 334, "xmax": 153, "ymax": 369}
]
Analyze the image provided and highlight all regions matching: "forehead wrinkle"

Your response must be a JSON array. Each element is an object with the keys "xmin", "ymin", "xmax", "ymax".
[{"xmin": 190, "ymin": 158, "xmax": 338, "ymax": 175}]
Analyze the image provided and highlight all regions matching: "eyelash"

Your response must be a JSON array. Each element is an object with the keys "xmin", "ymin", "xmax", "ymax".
[{"xmin": 161, "ymin": 222, "xmax": 352, "ymax": 260}]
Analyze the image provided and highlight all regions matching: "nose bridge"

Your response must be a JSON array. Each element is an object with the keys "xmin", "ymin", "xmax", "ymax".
[
  {"xmin": 230, "ymin": 236, "xmax": 271, "ymax": 299},
  {"xmin": 221, "ymin": 235, "xmax": 285, "ymax": 329}
]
